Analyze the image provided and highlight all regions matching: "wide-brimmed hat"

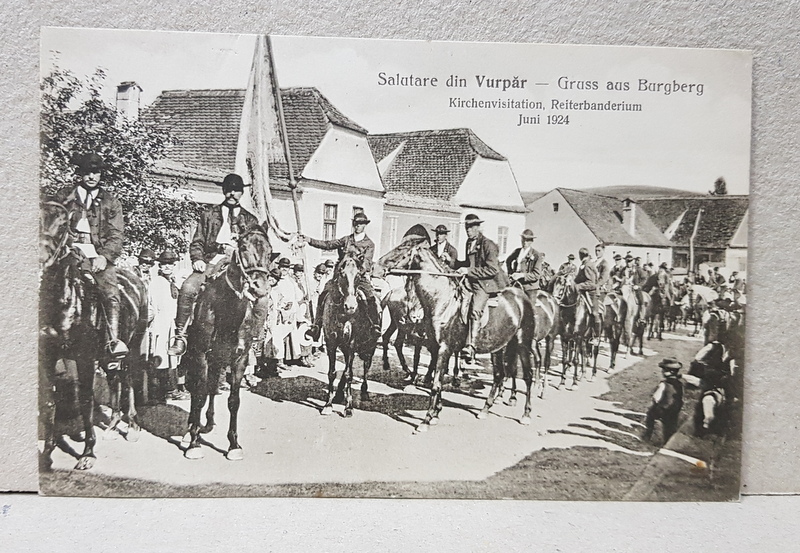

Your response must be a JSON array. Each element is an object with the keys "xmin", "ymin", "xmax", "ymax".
[
  {"xmin": 434, "ymin": 224, "xmax": 450, "ymax": 235},
  {"xmin": 277, "ymin": 257, "xmax": 291, "ymax": 268},
  {"xmin": 292, "ymin": 263, "xmax": 304, "ymax": 272},
  {"xmin": 218, "ymin": 173, "xmax": 249, "ymax": 191},
  {"xmin": 138, "ymin": 248, "xmax": 156, "ymax": 263},
  {"xmin": 352, "ymin": 212, "xmax": 370, "ymax": 225},
  {"xmin": 158, "ymin": 250, "xmax": 179, "ymax": 264},
  {"xmin": 521, "ymin": 229, "xmax": 536, "ymax": 240},
  {"xmin": 464, "ymin": 214, "xmax": 484, "ymax": 227},
  {"xmin": 567, "ymin": 254, "xmax": 575, "ymax": 260},
  {"xmin": 314, "ymin": 263, "xmax": 327, "ymax": 274},
  {"xmin": 75, "ymin": 153, "xmax": 104, "ymax": 175},
  {"xmin": 625, "ymin": 252, "xmax": 634, "ymax": 261},
  {"xmin": 613, "ymin": 254, "xmax": 622, "ymax": 261},
  {"xmin": 660, "ymin": 262, "xmax": 669, "ymax": 269},
  {"xmin": 324, "ymin": 259, "xmax": 336, "ymax": 268},
  {"xmin": 658, "ymin": 357, "xmax": 682, "ymax": 372},
  {"xmin": 268, "ymin": 268, "xmax": 282, "ymax": 281}
]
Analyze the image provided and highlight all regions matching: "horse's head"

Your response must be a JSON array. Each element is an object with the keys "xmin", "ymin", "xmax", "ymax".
[
  {"xmin": 552, "ymin": 273, "xmax": 576, "ymax": 306},
  {"xmin": 40, "ymin": 201, "xmax": 71, "ymax": 270},
  {"xmin": 233, "ymin": 226, "xmax": 273, "ymax": 299},
  {"xmin": 376, "ymin": 235, "xmax": 425, "ymax": 276},
  {"xmin": 335, "ymin": 254, "xmax": 361, "ymax": 315}
]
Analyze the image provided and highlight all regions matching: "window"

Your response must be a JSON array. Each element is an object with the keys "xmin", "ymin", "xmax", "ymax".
[
  {"xmin": 553, "ymin": 202, "xmax": 559, "ymax": 212},
  {"xmin": 497, "ymin": 226, "xmax": 509, "ymax": 256},
  {"xmin": 323, "ymin": 203, "xmax": 338, "ymax": 241}
]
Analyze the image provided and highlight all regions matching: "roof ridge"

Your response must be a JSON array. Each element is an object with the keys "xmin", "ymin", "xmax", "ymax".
[
  {"xmin": 555, "ymin": 189, "xmax": 601, "ymax": 243},
  {"xmin": 557, "ymin": 187, "xmax": 625, "ymax": 201}
]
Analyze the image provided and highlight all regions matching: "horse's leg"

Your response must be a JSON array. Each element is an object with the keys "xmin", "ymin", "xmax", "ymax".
[
  {"xmin": 321, "ymin": 344, "xmax": 337, "ymax": 415},
  {"xmin": 422, "ymin": 342, "xmax": 437, "ymax": 388},
  {"xmin": 506, "ymin": 346, "xmax": 518, "ymax": 407},
  {"xmin": 558, "ymin": 334, "xmax": 569, "ymax": 389},
  {"xmin": 185, "ymin": 387, "xmax": 209, "ymax": 459},
  {"xmin": 412, "ymin": 343, "xmax": 423, "ymax": 381},
  {"xmin": 360, "ymin": 346, "xmax": 373, "ymax": 403},
  {"xmin": 123, "ymin": 362, "xmax": 140, "ymax": 442},
  {"xmin": 478, "ymin": 350, "xmax": 506, "ymax": 419},
  {"xmin": 226, "ymin": 350, "xmax": 248, "ymax": 460},
  {"xmin": 540, "ymin": 337, "xmax": 550, "ymax": 399},
  {"xmin": 519, "ymin": 340, "xmax": 534, "ymax": 425},
  {"xmin": 416, "ymin": 343, "xmax": 448, "ymax": 431},
  {"xmin": 103, "ymin": 363, "xmax": 122, "ymax": 439},
  {"xmin": 343, "ymin": 350, "xmax": 355, "ymax": 418},
  {"xmin": 38, "ymin": 345, "xmax": 58, "ymax": 470},
  {"xmin": 451, "ymin": 350, "xmax": 461, "ymax": 389},
  {"xmin": 73, "ymin": 357, "xmax": 97, "ymax": 470},
  {"xmin": 201, "ymin": 391, "xmax": 216, "ymax": 434},
  {"xmin": 382, "ymin": 320, "xmax": 395, "ymax": 371}
]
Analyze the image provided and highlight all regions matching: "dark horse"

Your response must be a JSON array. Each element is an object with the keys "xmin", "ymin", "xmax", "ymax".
[
  {"xmin": 551, "ymin": 273, "xmax": 592, "ymax": 389},
  {"xmin": 598, "ymin": 291, "xmax": 626, "ymax": 371},
  {"xmin": 377, "ymin": 236, "xmax": 535, "ymax": 429},
  {"xmin": 644, "ymin": 274, "xmax": 670, "ymax": 341},
  {"xmin": 182, "ymin": 225, "xmax": 272, "ymax": 460},
  {"xmin": 319, "ymin": 254, "xmax": 379, "ymax": 417},
  {"xmin": 39, "ymin": 201, "xmax": 147, "ymax": 470}
]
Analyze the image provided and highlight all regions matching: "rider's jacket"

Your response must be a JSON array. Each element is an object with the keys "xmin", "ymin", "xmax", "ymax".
[
  {"xmin": 189, "ymin": 203, "xmax": 259, "ymax": 263},
  {"xmin": 308, "ymin": 234, "xmax": 376, "ymax": 274},
  {"xmin": 506, "ymin": 246, "xmax": 543, "ymax": 292},
  {"xmin": 455, "ymin": 232, "xmax": 508, "ymax": 294},
  {"xmin": 55, "ymin": 186, "xmax": 124, "ymax": 264}
]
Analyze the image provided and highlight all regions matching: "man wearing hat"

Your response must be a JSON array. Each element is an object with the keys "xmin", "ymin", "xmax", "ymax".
[
  {"xmin": 433, "ymin": 224, "xmax": 459, "ymax": 269},
  {"xmin": 643, "ymin": 357, "xmax": 684, "ymax": 443},
  {"xmin": 455, "ymin": 214, "xmax": 508, "ymax": 362},
  {"xmin": 656, "ymin": 261, "xmax": 674, "ymax": 305},
  {"xmin": 556, "ymin": 253, "xmax": 577, "ymax": 278},
  {"xmin": 574, "ymin": 247, "xmax": 599, "ymax": 344},
  {"xmin": 609, "ymin": 253, "xmax": 627, "ymax": 293},
  {"xmin": 592, "ymin": 243, "xmax": 613, "ymax": 341},
  {"xmin": 300, "ymin": 211, "xmax": 382, "ymax": 341},
  {"xmin": 54, "ymin": 153, "xmax": 128, "ymax": 357},
  {"xmin": 168, "ymin": 173, "xmax": 265, "ymax": 356},
  {"xmin": 505, "ymin": 229, "xmax": 544, "ymax": 300}
]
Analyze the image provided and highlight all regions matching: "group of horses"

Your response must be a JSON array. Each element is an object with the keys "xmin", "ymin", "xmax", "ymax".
[{"xmin": 39, "ymin": 205, "xmax": 741, "ymax": 469}]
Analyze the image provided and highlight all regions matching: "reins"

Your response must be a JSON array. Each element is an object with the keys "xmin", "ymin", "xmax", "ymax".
[{"xmin": 224, "ymin": 233, "xmax": 272, "ymax": 301}]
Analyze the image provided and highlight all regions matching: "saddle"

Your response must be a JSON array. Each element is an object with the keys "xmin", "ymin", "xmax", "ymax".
[{"xmin": 458, "ymin": 287, "xmax": 499, "ymax": 328}]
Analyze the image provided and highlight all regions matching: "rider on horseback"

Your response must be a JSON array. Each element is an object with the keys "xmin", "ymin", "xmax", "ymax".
[
  {"xmin": 456, "ymin": 214, "xmax": 508, "ymax": 362},
  {"xmin": 506, "ymin": 229, "xmax": 543, "ymax": 303},
  {"xmin": 168, "ymin": 173, "xmax": 268, "ymax": 356},
  {"xmin": 302, "ymin": 211, "xmax": 382, "ymax": 342},
  {"xmin": 54, "ymin": 153, "xmax": 128, "ymax": 358},
  {"xmin": 574, "ymin": 247, "xmax": 599, "ymax": 345},
  {"xmin": 592, "ymin": 244, "xmax": 612, "ymax": 345}
]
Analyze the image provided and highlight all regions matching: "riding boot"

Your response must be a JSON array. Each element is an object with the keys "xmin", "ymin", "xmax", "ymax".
[
  {"xmin": 167, "ymin": 293, "xmax": 194, "ymax": 356},
  {"xmin": 306, "ymin": 290, "xmax": 327, "ymax": 342},
  {"xmin": 366, "ymin": 296, "xmax": 382, "ymax": 340},
  {"xmin": 106, "ymin": 301, "xmax": 129, "ymax": 359},
  {"xmin": 461, "ymin": 320, "xmax": 479, "ymax": 363}
]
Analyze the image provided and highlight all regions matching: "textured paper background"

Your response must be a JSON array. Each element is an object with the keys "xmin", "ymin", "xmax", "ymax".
[{"xmin": 1, "ymin": 0, "xmax": 798, "ymax": 548}]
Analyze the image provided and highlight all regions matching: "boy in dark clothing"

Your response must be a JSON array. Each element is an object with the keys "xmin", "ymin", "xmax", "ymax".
[{"xmin": 643, "ymin": 357, "xmax": 684, "ymax": 444}]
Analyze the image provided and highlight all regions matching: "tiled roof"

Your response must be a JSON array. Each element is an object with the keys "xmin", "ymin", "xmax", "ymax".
[
  {"xmin": 637, "ymin": 196, "xmax": 749, "ymax": 248},
  {"xmin": 557, "ymin": 188, "xmax": 672, "ymax": 248},
  {"xmin": 368, "ymin": 128, "xmax": 506, "ymax": 202},
  {"xmin": 142, "ymin": 87, "xmax": 367, "ymax": 180}
]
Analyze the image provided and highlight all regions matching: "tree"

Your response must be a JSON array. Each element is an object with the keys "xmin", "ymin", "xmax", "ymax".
[
  {"xmin": 709, "ymin": 177, "xmax": 728, "ymax": 196},
  {"xmin": 40, "ymin": 66, "xmax": 200, "ymax": 257}
]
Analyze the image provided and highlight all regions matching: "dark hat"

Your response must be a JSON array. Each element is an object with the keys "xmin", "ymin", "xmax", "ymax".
[
  {"xmin": 219, "ymin": 173, "xmax": 248, "ymax": 191},
  {"xmin": 315, "ymin": 263, "xmax": 327, "ymax": 274},
  {"xmin": 292, "ymin": 263, "xmax": 304, "ymax": 272},
  {"xmin": 521, "ymin": 229, "xmax": 536, "ymax": 240},
  {"xmin": 464, "ymin": 214, "xmax": 484, "ymax": 227},
  {"xmin": 434, "ymin": 224, "xmax": 450, "ymax": 235},
  {"xmin": 613, "ymin": 254, "xmax": 622, "ymax": 261},
  {"xmin": 658, "ymin": 357, "xmax": 682, "ymax": 372},
  {"xmin": 277, "ymin": 257, "xmax": 291, "ymax": 268},
  {"xmin": 625, "ymin": 252, "xmax": 634, "ymax": 261},
  {"xmin": 352, "ymin": 212, "xmax": 370, "ymax": 225},
  {"xmin": 138, "ymin": 248, "xmax": 156, "ymax": 262},
  {"xmin": 269, "ymin": 252, "xmax": 281, "ymax": 263},
  {"xmin": 268, "ymin": 268, "xmax": 282, "ymax": 281},
  {"xmin": 324, "ymin": 259, "xmax": 336, "ymax": 268},
  {"xmin": 157, "ymin": 250, "xmax": 179, "ymax": 264},
  {"xmin": 76, "ymin": 153, "xmax": 104, "ymax": 175},
  {"xmin": 660, "ymin": 262, "xmax": 668, "ymax": 269},
  {"xmin": 567, "ymin": 254, "xmax": 575, "ymax": 260}
]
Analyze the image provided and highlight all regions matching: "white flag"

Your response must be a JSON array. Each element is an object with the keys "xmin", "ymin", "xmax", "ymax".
[{"xmin": 234, "ymin": 34, "xmax": 289, "ymax": 233}]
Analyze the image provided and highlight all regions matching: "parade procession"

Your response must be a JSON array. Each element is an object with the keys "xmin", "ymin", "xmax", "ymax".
[{"xmin": 37, "ymin": 30, "xmax": 750, "ymax": 500}]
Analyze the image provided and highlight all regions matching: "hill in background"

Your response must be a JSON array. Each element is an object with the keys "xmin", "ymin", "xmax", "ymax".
[{"xmin": 520, "ymin": 186, "xmax": 707, "ymax": 206}]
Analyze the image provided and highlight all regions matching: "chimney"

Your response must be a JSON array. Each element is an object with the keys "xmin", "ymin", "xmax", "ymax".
[
  {"xmin": 116, "ymin": 81, "xmax": 142, "ymax": 121},
  {"xmin": 622, "ymin": 198, "xmax": 636, "ymax": 236}
]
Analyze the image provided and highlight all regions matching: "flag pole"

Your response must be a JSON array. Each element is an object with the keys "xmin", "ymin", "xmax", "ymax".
[{"xmin": 265, "ymin": 35, "xmax": 314, "ymax": 321}]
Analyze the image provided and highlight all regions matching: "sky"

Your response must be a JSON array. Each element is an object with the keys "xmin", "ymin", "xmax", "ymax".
[{"xmin": 41, "ymin": 28, "xmax": 752, "ymax": 195}]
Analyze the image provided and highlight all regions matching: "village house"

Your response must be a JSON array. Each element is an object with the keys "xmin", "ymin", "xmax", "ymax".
[
  {"xmin": 135, "ymin": 85, "xmax": 385, "ymax": 270},
  {"xmin": 636, "ymin": 196, "xmax": 749, "ymax": 274},
  {"xmin": 525, "ymin": 188, "xmax": 673, "ymax": 268},
  {"xmin": 368, "ymin": 128, "xmax": 528, "ymax": 258}
]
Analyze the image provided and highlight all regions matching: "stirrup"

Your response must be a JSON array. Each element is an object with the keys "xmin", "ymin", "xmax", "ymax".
[
  {"xmin": 107, "ymin": 340, "xmax": 129, "ymax": 359},
  {"xmin": 168, "ymin": 335, "xmax": 187, "ymax": 356}
]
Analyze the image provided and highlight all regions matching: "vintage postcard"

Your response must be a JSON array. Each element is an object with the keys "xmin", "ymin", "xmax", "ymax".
[{"xmin": 38, "ymin": 28, "xmax": 750, "ymax": 499}]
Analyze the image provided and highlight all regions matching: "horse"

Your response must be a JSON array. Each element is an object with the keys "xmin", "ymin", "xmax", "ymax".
[
  {"xmin": 182, "ymin": 225, "xmax": 273, "ymax": 460},
  {"xmin": 39, "ymin": 201, "xmax": 147, "ymax": 470},
  {"xmin": 598, "ymin": 291, "xmax": 626, "ymax": 371},
  {"xmin": 644, "ymin": 274, "xmax": 670, "ymax": 341},
  {"xmin": 380, "ymin": 282, "xmax": 426, "ymax": 379},
  {"xmin": 376, "ymin": 236, "xmax": 536, "ymax": 428},
  {"xmin": 620, "ymin": 284, "xmax": 648, "ymax": 357},
  {"xmin": 551, "ymin": 273, "xmax": 593, "ymax": 389},
  {"xmin": 688, "ymin": 341, "xmax": 733, "ymax": 438}
]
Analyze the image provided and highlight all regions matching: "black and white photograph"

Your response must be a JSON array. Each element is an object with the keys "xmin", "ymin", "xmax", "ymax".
[{"xmin": 38, "ymin": 28, "xmax": 750, "ymax": 500}]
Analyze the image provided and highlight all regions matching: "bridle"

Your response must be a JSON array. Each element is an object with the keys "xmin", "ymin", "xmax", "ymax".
[
  {"xmin": 224, "ymin": 228, "xmax": 272, "ymax": 301},
  {"xmin": 552, "ymin": 275, "xmax": 579, "ymax": 309}
]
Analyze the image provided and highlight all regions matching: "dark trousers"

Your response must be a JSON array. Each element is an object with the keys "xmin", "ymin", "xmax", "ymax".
[
  {"xmin": 644, "ymin": 405, "xmax": 680, "ymax": 443},
  {"xmin": 94, "ymin": 264, "xmax": 121, "ymax": 340},
  {"xmin": 466, "ymin": 288, "xmax": 490, "ymax": 348}
]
